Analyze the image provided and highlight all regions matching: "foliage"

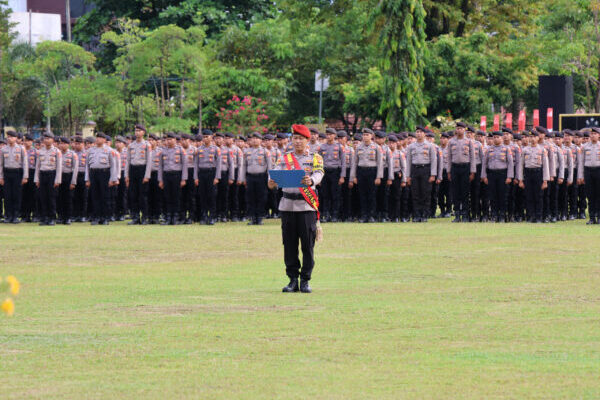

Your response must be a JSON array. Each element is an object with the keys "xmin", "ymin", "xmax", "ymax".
[{"xmin": 216, "ymin": 95, "xmax": 271, "ymax": 135}]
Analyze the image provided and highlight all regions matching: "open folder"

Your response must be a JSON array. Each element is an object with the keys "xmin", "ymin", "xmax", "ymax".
[{"xmin": 268, "ymin": 169, "xmax": 307, "ymax": 188}]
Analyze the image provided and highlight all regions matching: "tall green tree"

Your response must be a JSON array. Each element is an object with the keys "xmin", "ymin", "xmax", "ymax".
[
  {"xmin": 0, "ymin": 0, "xmax": 15, "ymax": 130},
  {"xmin": 374, "ymin": 0, "xmax": 427, "ymax": 131}
]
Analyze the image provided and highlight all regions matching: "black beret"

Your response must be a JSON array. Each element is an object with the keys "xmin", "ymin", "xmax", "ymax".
[
  {"xmin": 535, "ymin": 126, "xmax": 548, "ymax": 134},
  {"xmin": 354, "ymin": 134, "xmax": 362, "ymax": 141},
  {"xmin": 362, "ymin": 128, "xmax": 374, "ymax": 135},
  {"xmin": 249, "ymin": 132, "xmax": 262, "ymax": 139},
  {"xmin": 84, "ymin": 136, "xmax": 95, "ymax": 143},
  {"xmin": 17, "ymin": 132, "xmax": 23, "ymax": 139},
  {"xmin": 492, "ymin": 131, "xmax": 503, "ymax": 136},
  {"xmin": 115, "ymin": 135, "xmax": 127, "ymax": 143},
  {"xmin": 263, "ymin": 134, "xmax": 275, "ymax": 140},
  {"xmin": 180, "ymin": 133, "xmax": 192, "ymax": 140},
  {"xmin": 134, "ymin": 124, "xmax": 147, "ymax": 132},
  {"xmin": 425, "ymin": 132, "xmax": 434, "ymax": 138},
  {"xmin": 584, "ymin": 131, "xmax": 590, "ymax": 138},
  {"xmin": 276, "ymin": 132, "xmax": 288, "ymax": 139},
  {"xmin": 201, "ymin": 129, "xmax": 213, "ymax": 136},
  {"xmin": 440, "ymin": 132, "xmax": 450, "ymax": 138},
  {"xmin": 215, "ymin": 132, "xmax": 224, "ymax": 137},
  {"xmin": 75, "ymin": 131, "xmax": 83, "ymax": 136},
  {"xmin": 475, "ymin": 130, "xmax": 486, "ymax": 136},
  {"xmin": 309, "ymin": 127, "xmax": 319, "ymax": 134},
  {"xmin": 530, "ymin": 130, "xmax": 539, "ymax": 137},
  {"xmin": 456, "ymin": 122, "xmax": 468, "ymax": 128},
  {"xmin": 514, "ymin": 134, "xmax": 522, "ymax": 141},
  {"xmin": 502, "ymin": 127, "xmax": 513, "ymax": 134},
  {"xmin": 6, "ymin": 130, "xmax": 17, "ymax": 137},
  {"xmin": 224, "ymin": 132, "xmax": 235, "ymax": 138},
  {"xmin": 73, "ymin": 136, "xmax": 83, "ymax": 143},
  {"xmin": 59, "ymin": 136, "xmax": 71, "ymax": 144},
  {"xmin": 591, "ymin": 127, "xmax": 600, "ymax": 134},
  {"xmin": 466, "ymin": 125, "xmax": 475, "ymax": 132},
  {"xmin": 337, "ymin": 130, "xmax": 347, "ymax": 138},
  {"xmin": 325, "ymin": 128, "xmax": 337, "ymax": 135},
  {"xmin": 388, "ymin": 135, "xmax": 398, "ymax": 142},
  {"xmin": 375, "ymin": 130, "xmax": 386, "ymax": 138},
  {"xmin": 148, "ymin": 133, "xmax": 159, "ymax": 140},
  {"xmin": 238, "ymin": 135, "xmax": 247, "ymax": 142},
  {"xmin": 42, "ymin": 131, "xmax": 54, "ymax": 139},
  {"xmin": 24, "ymin": 134, "xmax": 34, "ymax": 141},
  {"xmin": 318, "ymin": 132, "xmax": 326, "ymax": 139},
  {"xmin": 408, "ymin": 132, "xmax": 416, "ymax": 138},
  {"xmin": 555, "ymin": 132, "xmax": 564, "ymax": 138},
  {"xmin": 546, "ymin": 131, "xmax": 555, "ymax": 138}
]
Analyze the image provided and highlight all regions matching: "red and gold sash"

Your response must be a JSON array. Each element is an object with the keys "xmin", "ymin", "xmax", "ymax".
[{"xmin": 284, "ymin": 153, "xmax": 320, "ymax": 220}]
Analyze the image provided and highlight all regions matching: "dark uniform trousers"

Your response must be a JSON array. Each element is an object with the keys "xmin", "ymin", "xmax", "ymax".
[
  {"xmin": 21, "ymin": 175, "xmax": 36, "ymax": 220},
  {"xmin": 89, "ymin": 168, "xmax": 111, "ymax": 221},
  {"xmin": 246, "ymin": 173, "xmax": 267, "ymax": 221},
  {"xmin": 578, "ymin": 180, "xmax": 587, "ymax": 217},
  {"xmin": 438, "ymin": 170, "xmax": 451, "ymax": 216},
  {"xmin": 389, "ymin": 173, "xmax": 402, "ymax": 221},
  {"xmin": 238, "ymin": 179, "xmax": 246, "ymax": 218},
  {"xmin": 281, "ymin": 210, "xmax": 317, "ymax": 281},
  {"xmin": 376, "ymin": 168, "xmax": 389, "ymax": 219},
  {"xmin": 196, "ymin": 168, "xmax": 217, "ymax": 220},
  {"xmin": 584, "ymin": 167, "xmax": 600, "ymax": 218},
  {"xmin": 109, "ymin": 179, "xmax": 117, "ymax": 219},
  {"xmin": 357, "ymin": 166, "xmax": 377, "ymax": 221},
  {"xmin": 3, "ymin": 168, "xmax": 23, "ymax": 220},
  {"xmin": 322, "ymin": 167, "xmax": 341, "ymax": 220},
  {"xmin": 568, "ymin": 169, "xmax": 578, "ymax": 217},
  {"xmin": 410, "ymin": 164, "xmax": 431, "ymax": 218},
  {"xmin": 228, "ymin": 170, "xmax": 239, "ymax": 219},
  {"xmin": 0, "ymin": 184, "xmax": 3, "ymax": 219},
  {"xmin": 470, "ymin": 164, "xmax": 482, "ymax": 219},
  {"xmin": 430, "ymin": 180, "xmax": 439, "ymax": 217},
  {"xmin": 340, "ymin": 168, "xmax": 351, "ymax": 221},
  {"xmin": 558, "ymin": 169, "xmax": 569, "ymax": 218},
  {"xmin": 38, "ymin": 170, "xmax": 58, "ymax": 222},
  {"xmin": 128, "ymin": 165, "xmax": 148, "ymax": 220},
  {"xmin": 148, "ymin": 171, "xmax": 162, "ymax": 221},
  {"xmin": 163, "ymin": 171, "xmax": 182, "ymax": 216},
  {"xmin": 57, "ymin": 172, "xmax": 73, "ymax": 221},
  {"xmin": 514, "ymin": 182, "xmax": 525, "ymax": 220},
  {"xmin": 73, "ymin": 172, "xmax": 87, "ymax": 220},
  {"xmin": 266, "ymin": 186, "xmax": 279, "ymax": 218},
  {"xmin": 181, "ymin": 167, "xmax": 196, "ymax": 220},
  {"xmin": 524, "ymin": 168, "xmax": 543, "ymax": 221},
  {"xmin": 451, "ymin": 163, "xmax": 470, "ymax": 217},
  {"xmin": 542, "ymin": 184, "xmax": 550, "ymax": 219},
  {"xmin": 116, "ymin": 172, "xmax": 127, "ymax": 218},
  {"xmin": 486, "ymin": 169, "xmax": 508, "ymax": 219},
  {"xmin": 351, "ymin": 180, "xmax": 360, "ymax": 220},
  {"xmin": 216, "ymin": 171, "xmax": 230, "ymax": 219},
  {"xmin": 549, "ymin": 177, "xmax": 559, "ymax": 219}
]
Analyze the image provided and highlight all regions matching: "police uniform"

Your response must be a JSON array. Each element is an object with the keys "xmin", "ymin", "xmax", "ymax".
[
  {"xmin": 438, "ymin": 132, "xmax": 452, "ymax": 218},
  {"xmin": 471, "ymin": 132, "xmax": 485, "ymax": 221},
  {"xmin": 388, "ymin": 135, "xmax": 407, "ymax": 222},
  {"xmin": 126, "ymin": 128, "xmax": 152, "ymax": 224},
  {"xmin": 239, "ymin": 133, "xmax": 271, "ymax": 225},
  {"xmin": 481, "ymin": 132, "xmax": 514, "ymax": 222},
  {"xmin": 447, "ymin": 124, "xmax": 476, "ymax": 221},
  {"xmin": 226, "ymin": 134, "xmax": 243, "ymax": 221},
  {"xmin": 577, "ymin": 129, "xmax": 600, "ymax": 224},
  {"xmin": 215, "ymin": 132, "xmax": 234, "ymax": 222},
  {"xmin": 180, "ymin": 134, "xmax": 197, "ymax": 224},
  {"xmin": 148, "ymin": 135, "xmax": 163, "ymax": 224},
  {"xmin": 85, "ymin": 133, "xmax": 117, "ymax": 225},
  {"xmin": 57, "ymin": 137, "xmax": 78, "ymax": 224},
  {"xmin": 72, "ymin": 136, "xmax": 89, "ymax": 222},
  {"xmin": 21, "ymin": 135, "xmax": 37, "ymax": 222},
  {"xmin": 0, "ymin": 131, "xmax": 28, "ymax": 223},
  {"xmin": 405, "ymin": 133, "xmax": 437, "ymax": 222},
  {"xmin": 274, "ymin": 124, "xmax": 324, "ymax": 293},
  {"xmin": 158, "ymin": 133, "xmax": 188, "ymax": 225},
  {"xmin": 264, "ymin": 135, "xmax": 281, "ymax": 219},
  {"xmin": 34, "ymin": 132, "xmax": 62, "ymax": 225},
  {"xmin": 350, "ymin": 129, "xmax": 384, "ymax": 223},
  {"xmin": 194, "ymin": 131, "xmax": 222, "ymax": 225},
  {"xmin": 517, "ymin": 132, "xmax": 550, "ymax": 223},
  {"xmin": 318, "ymin": 128, "xmax": 346, "ymax": 222}
]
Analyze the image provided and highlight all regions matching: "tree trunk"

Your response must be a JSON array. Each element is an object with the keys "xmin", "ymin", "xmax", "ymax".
[
  {"xmin": 153, "ymin": 78, "xmax": 160, "ymax": 117},
  {"xmin": 197, "ymin": 73, "xmax": 202, "ymax": 134},
  {"xmin": 455, "ymin": 0, "xmax": 470, "ymax": 38},
  {"xmin": 46, "ymin": 88, "xmax": 51, "ymax": 131},
  {"xmin": 0, "ymin": 48, "xmax": 3, "ymax": 133},
  {"xmin": 179, "ymin": 78, "xmax": 184, "ymax": 118},
  {"xmin": 596, "ymin": 59, "xmax": 600, "ymax": 113},
  {"xmin": 159, "ymin": 60, "xmax": 165, "ymax": 116},
  {"xmin": 68, "ymin": 102, "xmax": 73, "ymax": 136}
]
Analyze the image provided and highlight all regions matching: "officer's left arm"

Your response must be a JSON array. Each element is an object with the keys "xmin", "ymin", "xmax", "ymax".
[
  {"xmin": 181, "ymin": 150, "xmax": 188, "ymax": 182},
  {"xmin": 71, "ymin": 153, "xmax": 79, "ymax": 186},
  {"xmin": 469, "ymin": 141, "xmax": 476, "ymax": 173},
  {"xmin": 429, "ymin": 145, "xmax": 437, "ymax": 178},
  {"xmin": 55, "ymin": 150, "xmax": 63, "ymax": 186},
  {"xmin": 310, "ymin": 154, "xmax": 324, "ymax": 186},
  {"xmin": 228, "ymin": 152, "xmax": 235, "ymax": 182},
  {"xmin": 376, "ymin": 147, "xmax": 384, "ymax": 179},
  {"xmin": 214, "ymin": 149, "xmax": 222, "ymax": 181},
  {"xmin": 507, "ymin": 149, "xmax": 514, "ymax": 180},
  {"xmin": 21, "ymin": 147, "xmax": 29, "ymax": 181}
]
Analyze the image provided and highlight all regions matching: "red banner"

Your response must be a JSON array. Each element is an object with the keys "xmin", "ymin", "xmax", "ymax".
[
  {"xmin": 533, "ymin": 109, "xmax": 539, "ymax": 128},
  {"xmin": 493, "ymin": 114, "xmax": 500, "ymax": 131},
  {"xmin": 480, "ymin": 116, "xmax": 487, "ymax": 132},
  {"xmin": 505, "ymin": 113, "xmax": 513, "ymax": 129},
  {"xmin": 546, "ymin": 108, "xmax": 553, "ymax": 131},
  {"xmin": 518, "ymin": 110, "xmax": 526, "ymax": 131}
]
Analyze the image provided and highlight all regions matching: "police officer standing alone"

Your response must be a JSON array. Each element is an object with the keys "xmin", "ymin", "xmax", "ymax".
[{"xmin": 268, "ymin": 124, "xmax": 324, "ymax": 293}]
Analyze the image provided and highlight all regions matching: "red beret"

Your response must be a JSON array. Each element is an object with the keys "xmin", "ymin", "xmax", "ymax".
[{"xmin": 292, "ymin": 124, "xmax": 311, "ymax": 139}]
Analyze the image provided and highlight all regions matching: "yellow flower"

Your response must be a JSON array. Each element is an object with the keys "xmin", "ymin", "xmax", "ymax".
[
  {"xmin": 5, "ymin": 276, "xmax": 19, "ymax": 296},
  {"xmin": 1, "ymin": 298, "xmax": 14, "ymax": 316}
]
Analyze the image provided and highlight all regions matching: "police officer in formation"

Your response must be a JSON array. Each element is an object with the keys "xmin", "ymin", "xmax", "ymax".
[{"xmin": 4, "ymin": 123, "xmax": 600, "ymax": 226}]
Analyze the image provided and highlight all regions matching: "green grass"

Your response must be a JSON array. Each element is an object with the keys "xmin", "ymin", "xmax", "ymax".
[{"xmin": 1, "ymin": 219, "xmax": 599, "ymax": 399}]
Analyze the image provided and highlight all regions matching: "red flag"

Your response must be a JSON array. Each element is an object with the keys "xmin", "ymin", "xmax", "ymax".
[
  {"xmin": 493, "ymin": 114, "xmax": 500, "ymax": 131},
  {"xmin": 546, "ymin": 108, "xmax": 553, "ymax": 131},
  {"xmin": 505, "ymin": 113, "xmax": 513, "ymax": 129},
  {"xmin": 480, "ymin": 116, "xmax": 487, "ymax": 132},
  {"xmin": 533, "ymin": 109, "xmax": 539, "ymax": 127},
  {"xmin": 518, "ymin": 110, "xmax": 526, "ymax": 131}
]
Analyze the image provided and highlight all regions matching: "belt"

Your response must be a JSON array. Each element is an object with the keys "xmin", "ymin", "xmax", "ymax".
[
  {"xmin": 412, "ymin": 164, "xmax": 429, "ymax": 168},
  {"xmin": 3, "ymin": 168, "xmax": 23, "ymax": 172},
  {"xmin": 130, "ymin": 164, "xmax": 146, "ymax": 168},
  {"xmin": 283, "ymin": 192, "xmax": 305, "ymax": 200},
  {"xmin": 91, "ymin": 168, "xmax": 110, "ymax": 172},
  {"xmin": 247, "ymin": 172, "xmax": 267, "ymax": 176},
  {"xmin": 197, "ymin": 168, "xmax": 215, "ymax": 172},
  {"xmin": 525, "ymin": 167, "xmax": 541, "ymax": 171},
  {"xmin": 452, "ymin": 162, "xmax": 469, "ymax": 166},
  {"xmin": 358, "ymin": 166, "xmax": 376, "ymax": 170},
  {"xmin": 164, "ymin": 170, "xmax": 182, "ymax": 174},
  {"xmin": 324, "ymin": 167, "xmax": 341, "ymax": 170},
  {"xmin": 584, "ymin": 166, "xmax": 600, "ymax": 169}
]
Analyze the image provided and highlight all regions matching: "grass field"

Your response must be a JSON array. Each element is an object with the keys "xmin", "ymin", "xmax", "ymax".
[{"xmin": 1, "ymin": 219, "xmax": 599, "ymax": 399}]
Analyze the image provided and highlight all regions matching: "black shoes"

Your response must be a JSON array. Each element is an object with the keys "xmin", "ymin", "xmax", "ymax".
[
  {"xmin": 300, "ymin": 280, "xmax": 312, "ymax": 293},
  {"xmin": 282, "ymin": 279, "xmax": 299, "ymax": 293}
]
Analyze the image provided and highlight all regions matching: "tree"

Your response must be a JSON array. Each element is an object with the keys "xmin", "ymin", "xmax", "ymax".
[
  {"xmin": 374, "ymin": 0, "xmax": 427, "ymax": 131},
  {"xmin": 0, "ymin": 0, "xmax": 15, "ymax": 130}
]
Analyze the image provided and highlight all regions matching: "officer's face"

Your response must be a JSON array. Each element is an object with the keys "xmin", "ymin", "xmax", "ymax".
[
  {"xmin": 215, "ymin": 137, "xmax": 223, "ymax": 146},
  {"xmin": 456, "ymin": 127, "xmax": 465, "ymax": 136},
  {"xmin": 73, "ymin": 142, "xmax": 83, "ymax": 151},
  {"xmin": 591, "ymin": 132, "xmax": 599, "ymax": 143},
  {"xmin": 166, "ymin": 138, "xmax": 176, "ymax": 147},
  {"xmin": 362, "ymin": 133, "xmax": 372, "ymax": 144},
  {"xmin": 96, "ymin": 138, "xmax": 106, "ymax": 146},
  {"xmin": 43, "ymin": 137, "xmax": 53, "ymax": 147},
  {"xmin": 7, "ymin": 136, "xmax": 16, "ymax": 145},
  {"xmin": 225, "ymin": 138, "xmax": 233, "ymax": 146},
  {"xmin": 135, "ymin": 129, "xmax": 144, "ymax": 139},
  {"xmin": 493, "ymin": 135, "xmax": 502, "ymax": 145},
  {"xmin": 415, "ymin": 130, "xmax": 424, "ymax": 141},
  {"xmin": 58, "ymin": 142, "xmax": 68, "ymax": 152},
  {"xmin": 327, "ymin": 133, "xmax": 335, "ymax": 143},
  {"xmin": 292, "ymin": 134, "xmax": 308, "ymax": 151},
  {"xmin": 24, "ymin": 139, "xmax": 33, "ymax": 148}
]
